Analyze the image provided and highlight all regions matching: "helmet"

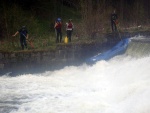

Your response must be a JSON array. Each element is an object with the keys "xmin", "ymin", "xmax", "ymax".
[{"xmin": 57, "ymin": 18, "xmax": 61, "ymax": 22}]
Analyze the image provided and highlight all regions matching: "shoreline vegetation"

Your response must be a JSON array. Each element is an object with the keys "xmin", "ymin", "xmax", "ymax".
[
  {"xmin": 0, "ymin": 0, "xmax": 150, "ymax": 52},
  {"xmin": 0, "ymin": 28, "xmax": 150, "ymax": 53}
]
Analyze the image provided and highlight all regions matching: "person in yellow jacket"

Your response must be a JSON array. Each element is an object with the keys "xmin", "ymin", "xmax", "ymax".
[{"xmin": 66, "ymin": 19, "xmax": 74, "ymax": 42}]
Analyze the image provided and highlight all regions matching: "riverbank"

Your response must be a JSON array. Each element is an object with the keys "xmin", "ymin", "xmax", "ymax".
[{"xmin": 0, "ymin": 30, "xmax": 150, "ymax": 76}]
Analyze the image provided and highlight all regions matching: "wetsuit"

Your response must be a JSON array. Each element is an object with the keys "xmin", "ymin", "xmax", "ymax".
[
  {"xmin": 111, "ymin": 13, "xmax": 118, "ymax": 32},
  {"xmin": 18, "ymin": 28, "xmax": 28, "ymax": 50}
]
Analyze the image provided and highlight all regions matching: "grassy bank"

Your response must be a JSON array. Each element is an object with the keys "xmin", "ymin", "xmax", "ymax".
[{"xmin": 0, "ymin": 1, "xmax": 150, "ymax": 52}]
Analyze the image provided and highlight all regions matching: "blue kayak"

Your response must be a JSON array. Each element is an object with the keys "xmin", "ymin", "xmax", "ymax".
[{"xmin": 86, "ymin": 38, "xmax": 129, "ymax": 64}]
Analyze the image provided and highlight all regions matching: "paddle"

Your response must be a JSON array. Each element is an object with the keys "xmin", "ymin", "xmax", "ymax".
[{"xmin": 21, "ymin": 33, "xmax": 34, "ymax": 49}]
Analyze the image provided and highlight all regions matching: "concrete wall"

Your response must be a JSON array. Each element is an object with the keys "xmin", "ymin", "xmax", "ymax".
[{"xmin": 0, "ymin": 41, "xmax": 115, "ymax": 75}]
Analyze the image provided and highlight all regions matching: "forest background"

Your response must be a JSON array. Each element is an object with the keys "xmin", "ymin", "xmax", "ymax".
[{"xmin": 0, "ymin": 0, "xmax": 150, "ymax": 51}]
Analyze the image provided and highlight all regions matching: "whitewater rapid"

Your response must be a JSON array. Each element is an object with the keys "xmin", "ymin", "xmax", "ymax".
[{"xmin": 0, "ymin": 36, "xmax": 150, "ymax": 113}]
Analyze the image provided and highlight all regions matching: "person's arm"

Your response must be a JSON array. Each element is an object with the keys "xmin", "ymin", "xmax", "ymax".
[
  {"xmin": 72, "ymin": 22, "xmax": 74, "ymax": 29},
  {"xmin": 66, "ymin": 22, "xmax": 68, "ymax": 30},
  {"xmin": 54, "ymin": 22, "xmax": 57, "ymax": 28},
  {"xmin": 12, "ymin": 31, "xmax": 19, "ymax": 37},
  {"xmin": 26, "ymin": 34, "xmax": 29, "ymax": 39}
]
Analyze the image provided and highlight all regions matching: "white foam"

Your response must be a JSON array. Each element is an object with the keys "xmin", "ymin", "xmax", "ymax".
[{"xmin": 0, "ymin": 55, "xmax": 150, "ymax": 113}]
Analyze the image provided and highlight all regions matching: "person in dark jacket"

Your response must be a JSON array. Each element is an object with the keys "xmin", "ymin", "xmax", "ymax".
[
  {"xmin": 111, "ymin": 10, "xmax": 118, "ymax": 32},
  {"xmin": 12, "ymin": 26, "xmax": 28, "ymax": 50},
  {"xmin": 54, "ymin": 18, "xmax": 62, "ymax": 43}
]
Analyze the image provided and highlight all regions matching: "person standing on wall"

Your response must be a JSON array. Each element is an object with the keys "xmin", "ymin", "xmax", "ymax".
[
  {"xmin": 111, "ymin": 9, "xmax": 118, "ymax": 32},
  {"xmin": 12, "ymin": 26, "xmax": 28, "ymax": 50},
  {"xmin": 66, "ymin": 19, "xmax": 74, "ymax": 42},
  {"xmin": 54, "ymin": 18, "xmax": 62, "ymax": 43}
]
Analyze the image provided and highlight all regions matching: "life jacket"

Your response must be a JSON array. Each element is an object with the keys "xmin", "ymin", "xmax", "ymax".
[
  {"xmin": 55, "ymin": 22, "xmax": 62, "ymax": 29},
  {"xmin": 66, "ymin": 22, "xmax": 73, "ymax": 30},
  {"xmin": 67, "ymin": 22, "xmax": 73, "ymax": 28},
  {"xmin": 20, "ymin": 28, "xmax": 28, "ymax": 37}
]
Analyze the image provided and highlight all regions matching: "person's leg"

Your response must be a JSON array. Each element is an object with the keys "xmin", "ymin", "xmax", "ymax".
[
  {"xmin": 111, "ymin": 21, "xmax": 114, "ymax": 32},
  {"xmin": 114, "ymin": 23, "xmax": 117, "ymax": 31},
  {"xmin": 68, "ymin": 31, "xmax": 72, "ymax": 42},
  {"xmin": 70, "ymin": 30, "xmax": 72, "ymax": 42},
  {"xmin": 20, "ymin": 37, "xmax": 24, "ymax": 50},
  {"xmin": 56, "ymin": 31, "xmax": 59, "ymax": 43},
  {"xmin": 60, "ymin": 31, "xmax": 62, "ymax": 43},
  {"xmin": 67, "ymin": 30, "xmax": 70, "ymax": 42},
  {"xmin": 23, "ymin": 37, "xmax": 27, "ymax": 49}
]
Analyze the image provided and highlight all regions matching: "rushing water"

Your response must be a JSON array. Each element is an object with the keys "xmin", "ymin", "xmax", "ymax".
[{"xmin": 0, "ymin": 36, "xmax": 150, "ymax": 113}]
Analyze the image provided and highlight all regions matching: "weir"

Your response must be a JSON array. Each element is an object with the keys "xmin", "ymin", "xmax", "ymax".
[{"xmin": 125, "ymin": 37, "xmax": 150, "ymax": 57}]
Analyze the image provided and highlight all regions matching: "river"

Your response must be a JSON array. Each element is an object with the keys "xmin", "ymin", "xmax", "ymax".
[{"xmin": 0, "ymin": 35, "xmax": 150, "ymax": 113}]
